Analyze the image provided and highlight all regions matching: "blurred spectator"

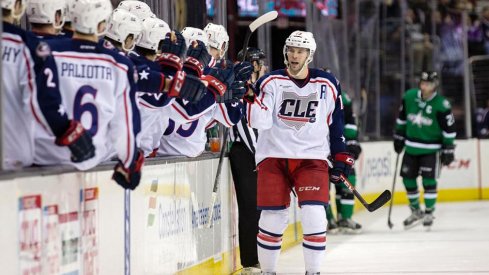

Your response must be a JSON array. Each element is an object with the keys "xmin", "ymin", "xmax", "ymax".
[
  {"xmin": 405, "ymin": 7, "xmax": 433, "ymax": 74},
  {"xmin": 481, "ymin": 6, "xmax": 489, "ymax": 54},
  {"xmin": 475, "ymin": 99, "xmax": 489, "ymax": 138},
  {"xmin": 467, "ymin": 11, "xmax": 485, "ymax": 56}
]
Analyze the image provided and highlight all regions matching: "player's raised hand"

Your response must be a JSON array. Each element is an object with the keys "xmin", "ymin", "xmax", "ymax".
[
  {"xmin": 183, "ymin": 40, "xmax": 211, "ymax": 77},
  {"xmin": 167, "ymin": 70, "xmax": 207, "ymax": 103},
  {"xmin": 215, "ymin": 80, "xmax": 247, "ymax": 103},
  {"xmin": 233, "ymin": 61, "xmax": 253, "ymax": 82},
  {"xmin": 158, "ymin": 31, "xmax": 186, "ymax": 76},
  {"xmin": 160, "ymin": 31, "xmax": 187, "ymax": 58},
  {"xmin": 202, "ymin": 59, "xmax": 235, "ymax": 98},
  {"xmin": 112, "ymin": 150, "xmax": 144, "ymax": 190},
  {"xmin": 55, "ymin": 120, "xmax": 95, "ymax": 163}
]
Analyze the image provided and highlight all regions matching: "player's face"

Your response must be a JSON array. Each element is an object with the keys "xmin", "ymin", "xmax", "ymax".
[
  {"xmin": 252, "ymin": 59, "xmax": 264, "ymax": 73},
  {"xmin": 124, "ymin": 34, "xmax": 135, "ymax": 51},
  {"xmin": 419, "ymin": 80, "xmax": 436, "ymax": 95},
  {"xmin": 286, "ymin": 46, "xmax": 309, "ymax": 74}
]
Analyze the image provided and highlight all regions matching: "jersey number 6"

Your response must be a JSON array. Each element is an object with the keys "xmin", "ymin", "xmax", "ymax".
[{"xmin": 74, "ymin": 85, "xmax": 99, "ymax": 136}]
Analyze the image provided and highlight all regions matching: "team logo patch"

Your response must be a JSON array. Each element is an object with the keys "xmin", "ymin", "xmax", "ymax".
[
  {"xmin": 36, "ymin": 42, "xmax": 51, "ymax": 59},
  {"xmin": 278, "ymin": 91, "xmax": 318, "ymax": 130}
]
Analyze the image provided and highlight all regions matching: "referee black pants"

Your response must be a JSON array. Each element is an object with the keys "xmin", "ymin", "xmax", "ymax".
[{"xmin": 229, "ymin": 141, "xmax": 261, "ymax": 268}]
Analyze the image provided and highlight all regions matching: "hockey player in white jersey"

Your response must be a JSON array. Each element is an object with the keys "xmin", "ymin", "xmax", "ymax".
[
  {"xmin": 1, "ymin": 0, "xmax": 39, "ymax": 169},
  {"xmin": 33, "ymin": 0, "xmax": 145, "ymax": 190},
  {"xmin": 104, "ymin": 8, "xmax": 143, "ymax": 53},
  {"xmin": 26, "ymin": 0, "xmax": 66, "ymax": 39},
  {"xmin": 203, "ymin": 22, "xmax": 229, "ymax": 66},
  {"xmin": 245, "ymin": 31, "xmax": 355, "ymax": 274}
]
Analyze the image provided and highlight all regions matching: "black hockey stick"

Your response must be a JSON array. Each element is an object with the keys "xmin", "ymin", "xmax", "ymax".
[
  {"xmin": 339, "ymin": 174, "xmax": 392, "ymax": 212},
  {"xmin": 206, "ymin": 10, "xmax": 278, "ymax": 228},
  {"xmin": 387, "ymin": 153, "xmax": 401, "ymax": 229}
]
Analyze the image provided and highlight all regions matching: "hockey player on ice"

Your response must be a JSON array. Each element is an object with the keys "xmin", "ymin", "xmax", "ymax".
[
  {"xmin": 245, "ymin": 30, "xmax": 354, "ymax": 274},
  {"xmin": 33, "ymin": 0, "xmax": 144, "ymax": 190},
  {"xmin": 394, "ymin": 71, "xmax": 456, "ymax": 229}
]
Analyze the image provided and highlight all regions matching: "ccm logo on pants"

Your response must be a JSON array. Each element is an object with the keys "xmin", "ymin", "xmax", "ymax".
[{"xmin": 298, "ymin": 186, "xmax": 320, "ymax": 191}]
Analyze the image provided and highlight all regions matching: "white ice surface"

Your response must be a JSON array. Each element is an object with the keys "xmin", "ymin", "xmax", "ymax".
[{"xmin": 277, "ymin": 201, "xmax": 489, "ymax": 274}]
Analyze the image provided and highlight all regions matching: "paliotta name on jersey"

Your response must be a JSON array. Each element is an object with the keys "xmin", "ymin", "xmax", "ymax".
[{"xmin": 60, "ymin": 62, "xmax": 113, "ymax": 80}]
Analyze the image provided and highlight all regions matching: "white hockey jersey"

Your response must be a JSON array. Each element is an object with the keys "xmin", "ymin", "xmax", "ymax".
[
  {"xmin": 1, "ymin": 23, "xmax": 38, "ymax": 169},
  {"xmin": 33, "ymin": 38, "xmax": 141, "ymax": 170},
  {"xmin": 248, "ymin": 68, "xmax": 346, "ymax": 164},
  {"xmin": 158, "ymin": 99, "xmax": 243, "ymax": 158}
]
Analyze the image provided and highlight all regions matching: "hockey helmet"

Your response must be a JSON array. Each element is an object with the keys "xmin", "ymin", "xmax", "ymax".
[
  {"xmin": 136, "ymin": 17, "xmax": 170, "ymax": 51},
  {"xmin": 26, "ymin": 0, "xmax": 66, "ymax": 29},
  {"xmin": 283, "ymin": 30, "xmax": 316, "ymax": 66},
  {"xmin": 2, "ymin": 0, "xmax": 26, "ymax": 19},
  {"xmin": 181, "ymin": 26, "xmax": 209, "ymax": 49},
  {"xmin": 117, "ymin": 0, "xmax": 155, "ymax": 20},
  {"xmin": 71, "ymin": 0, "xmax": 112, "ymax": 35},
  {"xmin": 237, "ymin": 47, "xmax": 266, "ymax": 62},
  {"xmin": 106, "ymin": 8, "xmax": 143, "ymax": 51},
  {"xmin": 204, "ymin": 23, "xmax": 229, "ymax": 56}
]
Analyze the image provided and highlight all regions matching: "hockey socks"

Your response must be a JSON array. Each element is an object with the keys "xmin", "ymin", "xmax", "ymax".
[
  {"xmin": 257, "ymin": 209, "xmax": 288, "ymax": 272},
  {"xmin": 403, "ymin": 178, "xmax": 420, "ymax": 209},
  {"xmin": 301, "ymin": 205, "xmax": 327, "ymax": 273},
  {"xmin": 422, "ymin": 178, "xmax": 437, "ymax": 213}
]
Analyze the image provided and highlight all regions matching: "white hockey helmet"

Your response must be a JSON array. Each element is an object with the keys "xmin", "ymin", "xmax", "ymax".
[
  {"xmin": 64, "ymin": 0, "xmax": 73, "ymax": 22},
  {"xmin": 283, "ymin": 30, "xmax": 317, "ymax": 66},
  {"xmin": 181, "ymin": 26, "xmax": 208, "ymax": 49},
  {"xmin": 71, "ymin": 0, "xmax": 112, "ymax": 35},
  {"xmin": 117, "ymin": 0, "xmax": 154, "ymax": 20},
  {"xmin": 136, "ymin": 17, "xmax": 170, "ymax": 51},
  {"xmin": 106, "ymin": 9, "xmax": 143, "ymax": 51},
  {"xmin": 26, "ymin": 0, "xmax": 66, "ymax": 29},
  {"xmin": 2, "ymin": 0, "xmax": 26, "ymax": 19},
  {"xmin": 204, "ymin": 23, "xmax": 229, "ymax": 55}
]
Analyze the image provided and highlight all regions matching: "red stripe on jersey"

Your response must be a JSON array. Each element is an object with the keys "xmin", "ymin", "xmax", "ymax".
[
  {"xmin": 277, "ymin": 114, "xmax": 310, "ymax": 122},
  {"xmin": 123, "ymin": 88, "xmax": 131, "ymax": 166},
  {"xmin": 247, "ymin": 102, "xmax": 252, "ymax": 127},
  {"xmin": 327, "ymin": 111, "xmax": 332, "ymax": 125},
  {"xmin": 139, "ymin": 101, "xmax": 159, "ymax": 110},
  {"xmin": 171, "ymin": 103, "xmax": 199, "ymax": 122},
  {"xmin": 53, "ymin": 53, "xmax": 128, "ymax": 72},
  {"xmin": 218, "ymin": 103, "xmax": 232, "ymax": 127},
  {"xmin": 257, "ymin": 233, "xmax": 282, "ymax": 243},
  {"xmin": 2, "ymin": 37, "xmax": 23, "ymax": 44},
  {"xmin": 259, "ymin": 76, "xmax": 288, "ymax": 92},
  {"xmin": 206, "ymin": 119, "xmax": 217, "ymax": 129},
  {"xmin": 303, "ymin": 235, "xmax": 326, "ymax": 243}
]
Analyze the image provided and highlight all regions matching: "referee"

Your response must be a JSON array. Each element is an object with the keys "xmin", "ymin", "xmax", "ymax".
[{"xmin": 229, "ymin": 47, "xmax": 267, "ymax": 274}]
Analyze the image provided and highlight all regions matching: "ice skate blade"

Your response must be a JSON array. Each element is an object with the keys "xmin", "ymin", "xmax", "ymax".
[{"xmin": 403, "ymin": 219, "xmax": 424, "ymax": 230}]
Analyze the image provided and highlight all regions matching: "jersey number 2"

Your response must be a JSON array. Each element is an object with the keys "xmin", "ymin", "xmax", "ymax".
[{"xmin": 74, "ymin": 85, "xmax": 99, "ymax": 135}]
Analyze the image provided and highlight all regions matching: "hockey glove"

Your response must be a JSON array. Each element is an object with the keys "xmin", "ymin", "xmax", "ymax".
[
  {"xmin": 55, "ymin": 120, "xmax": 95, "ymax": 163},
  {"xmin": 233, "ymin": 61, "xmax": 253, "ymax": 82},
  {"xmin": 440, "ymin": 144, "xmax": 455, "ymax": 166},
  {"xmin": 160, "ymin": 31, "xmax": 186, "ymax": 59},
  {"xmin": 183, "ymin": 40, "xmax": 211, "ymax": 77},
  {"xmin": 112, "ymin": 150, "xmax": 144, "ymax": 190},
  {"xmin": 330, "ymin": 152, "xmax": 355, "ymax": 185},
  {"xmin": 202, "ymin": 60, "xmax": 235, "ymax": 98},
  {"xmin": 346, "ymin": 140, "xmax": 362, "ymax": 160},
  {"xmin": 215, "ymin": 80, "xmax": 247, "ymax": 103},
  {"xmin": 168, "ymin": 70, "xmax": 207, "ymax": 103},
  {"xmin": 393, "ymin": 133, "xmax": 405, "ymax": 154},
  {"xmin": 157, "ymin": 53, "xmax": 182, "ymax": 76}
]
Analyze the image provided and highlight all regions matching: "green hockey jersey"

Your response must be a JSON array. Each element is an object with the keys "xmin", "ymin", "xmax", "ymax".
[
  {"xmin": 395, "ymin": 89, "xmax": 456, "ymax": 155},
  {"xmin": 342, "ymin": 93, "xmax": 358, "ymax": 141}
]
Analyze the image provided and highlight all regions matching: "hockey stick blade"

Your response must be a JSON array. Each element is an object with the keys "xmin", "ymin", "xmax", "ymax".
[
  {"xmin": 241, "ymin": 11, "xmax": 278, "ymax": 60},
  {"xmin": 340, "ymin": 174, "xmax": 392, "ymax": 212}
]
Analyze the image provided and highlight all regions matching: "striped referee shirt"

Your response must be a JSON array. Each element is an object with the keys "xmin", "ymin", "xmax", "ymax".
[{"xmin": 230, "ymin": 101, "xmax": 258, "ymax": 154}]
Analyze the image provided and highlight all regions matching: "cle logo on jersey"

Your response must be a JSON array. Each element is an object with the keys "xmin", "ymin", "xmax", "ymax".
[{"xmin": 278, "ymin": 91, "xmax": 318, "ymax": 130}]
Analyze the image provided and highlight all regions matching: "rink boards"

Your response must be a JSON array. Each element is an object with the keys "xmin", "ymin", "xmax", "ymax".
[{"xmin": 0, "ymin": 139, "xmax": 487, "ymax": 274}]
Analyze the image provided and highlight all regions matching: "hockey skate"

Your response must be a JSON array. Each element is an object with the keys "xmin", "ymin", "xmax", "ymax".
[
  {"xmin": 327, "ymin": 219, "xmax": 340, "ymax": 234},
  {"xmin": 403, "ymin": 208, "xmax": 424, "ymax": 230},
  {"xmin": 338, "ymin": 218, "xmax": 362, "ymax": 234},
  {"xmin": 305, "ymin": 272, "xmax": 320, "ymax": 275},
  {"xmin": 240, "ymin": 264, "xmax": 261, "ymax": 275},
  {"xmin": 423, "ymin": 212, "xmax": 435, "ymax": 229}
]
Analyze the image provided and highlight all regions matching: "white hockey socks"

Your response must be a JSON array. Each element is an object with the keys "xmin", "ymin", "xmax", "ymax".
[
  {"xmin": 257, "ymin": 209, "xmax": 289, "ymax": 272},
  {"xmin": 301, "ymin": 205, "xmax": 327, "ymax": 273}
]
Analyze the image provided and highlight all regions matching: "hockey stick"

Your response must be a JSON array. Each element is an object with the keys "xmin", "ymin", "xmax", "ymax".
[
  {"xmin": 124, "ymin": 189, "xmax": 131, "ymax": 275},
  {"xmin": 339, "ymin": 174, "xmax": 391, "ymax": 212},
  {"xmin": 205, "ymin": 10, "xmax": 278, "ymax": 228},
  {"xmin": 387, "ymin": 153, "xmax": 401, "ymax": 229}
]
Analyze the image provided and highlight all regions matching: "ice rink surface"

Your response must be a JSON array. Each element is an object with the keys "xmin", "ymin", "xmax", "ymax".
[{"xmin": 277, "ymin": 201, "xmax": 489, "ymax": 274}]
